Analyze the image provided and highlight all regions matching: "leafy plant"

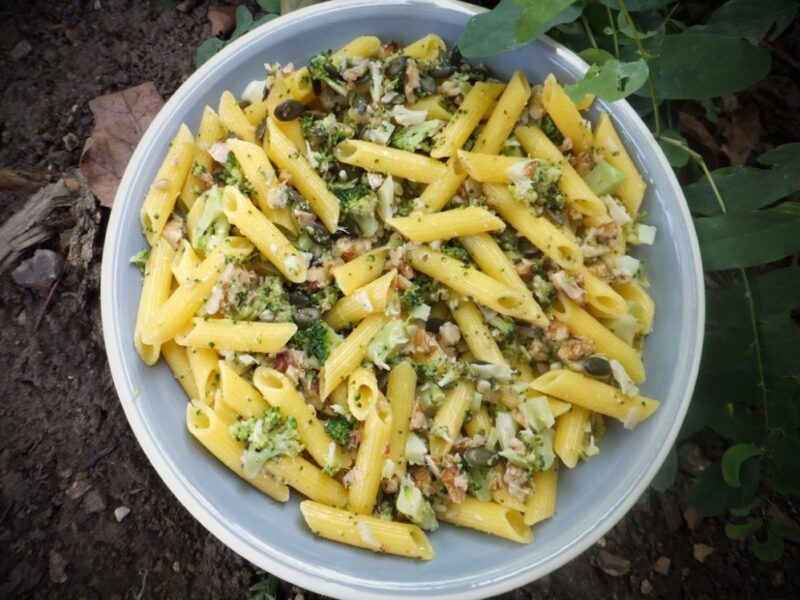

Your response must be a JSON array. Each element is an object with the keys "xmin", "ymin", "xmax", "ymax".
[
  {"xmin": 457, "ymin": 0, "xmax": 800, "ymax": 561},
  {"xmin": 196, "ymin": 3, "xmax": 281, "ymax": 68}
]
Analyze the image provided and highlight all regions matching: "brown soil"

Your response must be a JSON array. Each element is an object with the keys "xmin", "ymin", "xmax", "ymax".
[{"xmin": 0, "ymin": 1, "xmax": 797, "ymax": 599}]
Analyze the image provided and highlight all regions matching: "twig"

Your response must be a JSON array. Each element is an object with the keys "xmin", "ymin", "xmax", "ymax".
[
  {"xmin": 618, "ymin": 0, "xmax": 661, "ymax": 136},
  {"xmin": 33, "ymin": 274, "xmax": 63, "ymax": 332}
]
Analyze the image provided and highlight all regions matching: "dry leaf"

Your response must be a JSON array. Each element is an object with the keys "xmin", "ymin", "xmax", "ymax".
[
  {"xmin": 207, "ymin": 4, "xmax": 236, "ymax": 37},
  {"xmin": 678, "ymin": 111, "xmax": 720, "ymax": 166},
  {"xmin": 79, "ymin": 82, "xmax": 164, "ymax": 207},
  {"xmin": 720, "ymin": 103, "xmax": 761, "ymax": 165}
]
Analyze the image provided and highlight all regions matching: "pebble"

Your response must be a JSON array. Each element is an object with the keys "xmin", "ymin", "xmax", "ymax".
[
  {"xmin": 172, "ymin": 561, "xmax": 180, "ymax": 573},
  {"xmin": 11, "ymin": 249, "xmax": 64, "ymax": 291},
  {"xmin": 63, "ymin": 133, "xmax": 79, "ymax": 151},
  {"xmin": 654, "ymin": 556, "xmax": 671, "ymax": 575},
  {"xmin": 658, "ymin": 492, "xmax": 682, "ymax": 533},
  {"xmin": 596, "ymin": 550, "xmax": 631, "ymax": 577},
  {"xmin": 10, "ymin": 40, "xmax": 33, "ymax": 60},
  {"xmin": 692, "ymin": 543, "xmax": 714, "ymax": 563},
  {"xmin": 114, "ymin": 506, "xmax": 130, "ymax": 522},
  {"xmin": 678, "ymin": 442, "xmax": 711, "ymax": 475},
  {"xmin": 49, "ymin": 550, "xmax": 68, "ymax": 584},
  {"xmin": 81, "ymin": 489, "xmax": 107, "ymax": 514},
  {"xmin": 640, "ymin": 579, "xmax": 653, "ymax": 595}
]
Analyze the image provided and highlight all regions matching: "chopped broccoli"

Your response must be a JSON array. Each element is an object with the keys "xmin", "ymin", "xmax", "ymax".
[
  {"xmin": 394, "ymin": 196, "xmax": 415, "ymax": 217},
  {"xmin": 230, "ymin": 407, "xmax": 304, "ymax": 478},
  {"xmin": 292, "ymin": 319, "xmax": 342, "ymax": 362},
  {"xmin": 337, "ymin": 184, "xmax": 380, "ymax": 237},
  {"xmin": 219, "ymin": 153, "xmax": 254, "ymax": 196},
  {"xmin": 191, "ymin": 161, "xmax": 207, "ymax": 177},
  {"xmin": 396, "ymin": 478, "xmax": 438, "ymax": 530},
  {"xmin": 442, "ymin": 241, "xmax": 470, "ymax": 265},
  {"xmin": 479, "ymin": 306, "xmax": 517, "ymax": 340},
  {"xmin": 130, "ymin": 248, "xmax": 149, "ymax": 273},
  {"xmin": 324, "ymin": 414, "xmax": 354, "ymax": 446},
  {"xmin": 532, "ymin": 274, "xmax": 555, "ymax": 307},
  {"xmin": 540, "ymin": 115, "xmax": 564, "ymax": 145},
  {"xmin": 418, "ymin": 383, "xmax": 445, "ymax": 411},
  {"xmin": 405, "ymin": 432, "xmax": 428, "ymax": 466},
  {"xmin": 507, "ymin": 158, "xmax": 566, "ymax": 216},
  {"xmin": 390, "ymin": 119, "xmax": 444, "ymax": 153},
  {"xmin": 400, "ymin": 273, "xmax": 441, "ymax": 308},
  {"xmin": 307, "ymin": 50, "xmax": 349, "ymax": 96},
  {"xmin": 366, "ymin": 319, "xmax": 409, "ymax": 370},
  {"xmin": 192, "ymin": 186, "xmax": 230, "ymax": 252},
  {"xmin": 303, "ymin": 113, "xmax": 355, "ymax": 174},
  {"xmin": 519, "ymin": 396, "xmax": 555, "ymax": 433},
  {"xmin": 310, "ymin": 285, "xmax": 340, "ymax": 312},
  {"xmin": 227, "ymin": 276, "xmax": 293, "ymax": 322},
  {"xmin": 498, "ymin": 428, "xmax": 556, "ymax": 474},
  {"xmin": 466, "ymin": 466, "xmax": 493, "ymax": 502}
]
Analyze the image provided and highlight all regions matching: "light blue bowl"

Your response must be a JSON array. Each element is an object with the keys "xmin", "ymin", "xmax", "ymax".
[{"xmin": 101, "ymin": 1, "xmax": 704, "ymax": 597}]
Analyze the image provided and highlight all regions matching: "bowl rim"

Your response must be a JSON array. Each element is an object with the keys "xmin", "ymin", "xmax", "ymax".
[{"xmin": 100, "ymin": 0, "xmax": 705, "ymax": 597}]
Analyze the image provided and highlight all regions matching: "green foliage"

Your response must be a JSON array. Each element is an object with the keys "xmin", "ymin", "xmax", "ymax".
[
  {"xmin": 248, "ymin": 573, "xmax": 278, "ymax": 600},
  {"xmin": 564, "ymin": 54, "xmax": 649, "ymax": 103},
  {"xmin": 196, "ymin": 5, "xmax": 279, "ymax": 68},
  {"xmin": 698, "ymin": 0, "xmax": 797, "ymax": 44}
]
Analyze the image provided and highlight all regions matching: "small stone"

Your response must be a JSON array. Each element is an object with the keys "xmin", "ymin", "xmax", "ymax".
[
  {"xmin": 692, "ymin": 543, "xmax": 714, "ymax": 563},
  {"xmin": 172, "ymin": 561, "xmax": 180, "ymax": 573},
  {"xmin": 596, "ymin": 550, "xmax": 631, "ymax": 577},
  {"xmin": 772, "ymin": 571, "xmax": 784, "ymax": 586},
  {"xmin": 678, "ymin": 442, "xmax": 711, "ymax": 475},
  {"xmin": 114, "ymin": 506, "xmax": 130, "ymax": 522},
  {"xmin": 65, "ymin": 479, "xmax": 91, "ymax": 501},
  {"xmin": 595, "ymin": 536, "xmax": 607, "ymax": 548},
  {"xmin": 62, "ymin": 133, "xmax": 79, "ymax": 151},
  {"xmin": 81, "ymin": 489, "xmax": 106, "ymax": 514},
  {"xmin": 17, "ymin": 310, "xmax": 28, "ymax": 325},
  {"xmin": 49, "ymin": 550, "xmax": 68, "ymax": 584},
  {"xmin": 11, "ymin": 249, "xmax": 64, "ymax": 291},
  {"xmin": 10, "ymin": 40, "xmax": 33, "ymax": 60},
  {"xmin": 654, "ymin": 556, "xmax": 671, "ymax": 575},
  {"xmin": 683, "ymin": 507, "xmax": 703, "ymax": 531},
  {"xmin": 640, "ymin": 579, "xmax": 653, "ymax": 595}
]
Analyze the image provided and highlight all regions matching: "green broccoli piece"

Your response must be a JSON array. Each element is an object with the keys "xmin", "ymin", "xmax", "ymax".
[
  {"xmin": 307, "ymin": 50, "xmax": 349, "ymax": 96},
  {"xmin": 466, "ymin": 466, "xmax": 493, "ymax": 502},
  {"xmin": 129, "ymin": 248, "xmax": 149, "ymax": 274},
  {"xmin": 192, "ymin": 186, "xmax": 230, "ymax": 252},
  {"xmin": 228, "ymin": 276, "xmax": 293, "ymax": 322},
  {"xmin": 395, "ymin": 196, "xmax": 415, "ymax": 217},
  {"xmin": 480, "ymin": 307, "xmax": 517, "ymax": 340},
  {"xmin": 400, "ymin": 273, "xmax": 441, "ymax": 308},
  {"xmin": 366, "ymin": 319, "xmax": 409, "ymax": 370},
  {"xmin": 293, "ymin": 319, "xmax": 342, "ymax": 362},
  {"xmin": 396, "ymin": 479, "xmax": 438, "ymax": 530},
  {"xmin": 508, "ymin": 159, "xmax": 566, "ymax": 216},
  {"xmin": 219, "ymin": 153, "xmax": 254, "ymax": 196},
  {"xmin": 191, "ymin": 161, "xmax": 207, "ymax": 177},
  {"xmin": 231, "ymin": 407, "xmax": 304, "ymax": 478},
  {"xmin": 540, "ymin": 115, "xmax": 564, "ymax": 145},
  {"xmin": 442, "ymin": 241, "xmax": 470, "ymax": 265},
  {"xmin": 311, "ymin": 285, "xmax": 340, "ymax": 312},
  {"xmin": 390, "ymin": 119, "xmax": 444, "ymax": 153},
  {"xmin": 499, "ymin": 429, "xmax": 556, "ymax": 474},
  {"xmin": 324, "ymin": 414, "xmax": 354, "ymax": 447},
  {"xmin": 418, "ymin": 383, "xmax": 445, "ymax": 411},
  {"xmin": 337, "ymin": 184, "xmax": 380, "ymax": 237},
  {"xmin": 532, "ymin": 274, "xmax": 555, "ymax": 307}
]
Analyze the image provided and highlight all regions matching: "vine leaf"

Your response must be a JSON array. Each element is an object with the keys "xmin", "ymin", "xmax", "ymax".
[
  {"xmin": 597, "ymin": 0, "xmax": 672, "ymax": 10},
  {"xmin": 771, "ymin": 436, "xmax": 800, "ymax": 496},
  {"xmin": 563, "ymin": 56, "xmax": 648, "ymax": 103},
  {"xmin": 721, "ymin": 443, "xmax": 762, "ymax": 487},
  {"xmin": 725, "ymin": 518, "xmax": 763, "ymax": 540},
  {"xmin": 752, "ymin": 525, "xmax": 785, "ymax": 562},
  {"xmin": 686, "ymin": 459, "xmax": 760, "ymax": 517},
  {"xmin": 645, "ymin": 33, "xmax": 771, "ymax": 100},
  {"xmin": 256, "ymin": 0, "xmax": 281, "ymax": 13},
  {"xmin": 515, "ymin": 0, "xmax": 580, "ymax": 42},
  {"xmin": 698, "ymin": 0, "xmax": 798, "ymax": 44}
]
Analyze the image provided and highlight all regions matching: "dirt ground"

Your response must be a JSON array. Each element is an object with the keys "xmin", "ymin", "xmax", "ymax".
[{"xmin": 0, "ymin": 1, "xmax": 797, "ymax": 599}]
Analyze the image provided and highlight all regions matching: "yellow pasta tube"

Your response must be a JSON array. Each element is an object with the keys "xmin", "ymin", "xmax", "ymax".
[
  {"xmin": 437, "ymin": 497, "xmax": 532, "ymax": 544},
  {"xmin": 134, "ymin": 238, "xmax": 176, "ymax": 365},
  {"xmin": 492, "ymin": 488, "xmax": 528, "ymax": 513},
  {"xmin": 347, "ymin": 366, "xmax": 382, "ymax": 422},
  {"xmin": 221, "ymin": 186, "xmax": 308, "ymax": 283},
  {"xmin": 407, "ymin": 245, "xmax": 529, "ymax": 321},
  {"xmin": 140, "ymin": 124, "xmax": 195, "ymax": 245},
  {"xmin": 171, "ymin": 239, "xmax": 200, "ymax": 285},
  {"xmin": 181, "ymin": 106, "xmax": 226, "ymax": 211},
  {"xmin": 401, "ymin": 34, "xmax": 446, "ymax": 61},
  {"xmin": 456, "ymin": 151, "xmax": 525, "ymax": 183},
  {"xmin": 429, "ymin": 381, "xmax": 473, "ymax": 457},
  {"xmin": 484, "ymin": 183, "xmax": 583, "ymax": 271},
  {"xmin": 406, "ymin": 95, "xmax": 453, "ymax": 121},
  {"xmin": 473, "ymin": 71, "xmax": 532, "ymax": 155},
  {"xmin": 541, "ymin": 74, "xmax": 592, "ymax": 154},
  {"xmin": 218, "ymin": 361, "xmax": 268, "ymax": 418},
  {"xmin": 141, "ymin": 238, "xmax": 253, "ymax": 345},
  {"xmin": 431, "ymin": 82, "xmax": 506, "ymax": 158},
  {"xmin": 267, "ymin": 118, "xmax": 340, "ymax": 233},
  {"xmin": 550, "ymin": 296, "xmax": 645, "ymax": 383},
  {"xmin": 265, "ymin": 455, "xmax": 348, "ymax": 507},
  {"xmin": 465, "ymin": 405, "xmax": 492, "ymax": 438},
  {"xmin": 335, "ymin": 140, "xmax": 448, "ymax": 184},
  {"xmin": 177, "ymin": 317, "xmax": 297, "ymax": 354},
  {"xmin": 253, "ymin": 367, "xmax": 350, "ymax": 472},
  {"xmin": 388, "ymin": 206, "xmax": 504, "ymax": 243},
  {"xmin": 162, "ymin": 340, "xmax": 199, "ymax": 400},
  {"xmin": 532, "ymin": 369, "xmax": 659, "ymax": 424},
  {"xmin": 386, "ymin": 361, "xmax": 417, "ymax": 478},
  {"xmin": 553, "ymin": 405, "xmax": 590, "ymax": 468},
  {"xmin": 594, "ymin": 113, "xmax": 647, "ymax": 216},
  {"xmin": 218, "ymin": 90, "xmax": 256, "ymax": 143},
  {"xmin": 331, "ymin": 248, "xmax": 389, "ymax": 296},
  {"xmin": 524, "ymin": 468, "xmax": 558, "ymax": 525},
  {"xmin": 349, "ymin": 400, "xmax": 393, "ymax": 515},
  {"xmin": 581, "ymin": 269, "xmax": 628, "ymax": 320},
  {"xmin": 300, "ymin": 501, "xmax": 434, "ymax": 559},
  {"xmin": 186, "ymin": 401, "xmax": 289, "ymax": 501},
  {"xmin": 450, "ymin": 300, "xmax": 507, "ymax": 366},
  {"xmin": 324, "ymin": 269, "xmax": 397, "ymax": 330},
  {"xmin": 320, "ymin": 313, "xmax": 390, "ymax": 400},
  {"xmin": 265, "ymin": 71, "xmax": 305, "ymax": 149},
  {"xmin": 418, "ymin": 157, "xmax": 467, "ymax": 213},
  {"xmin": 514, "ymin": 126, "xmax": 607, "ymax": 220},
  {"xmin": 615, "ymin": 281, "xmax": 655, "ymax": 333},
  {"xmin": 187, "ymin": 346, "xmax": 220, "ymax": 404}
]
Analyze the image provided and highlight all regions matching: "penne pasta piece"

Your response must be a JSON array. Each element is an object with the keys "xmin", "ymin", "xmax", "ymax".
[
  {"xmin": 335, "ymin": 140, "xmax": 448, "ymax": 184},
  {"xmin": 553, "ymin": 404, "xmax": 590, "ymax": 469},
  {"xmin": 349, "ymin": 399, "xmax": 393, "ymax": 514},
  {"xmin": 450, "ymin": 300, "xmax": 507, "ymax": 366},
  {"xmin": 418, "ymin": 157, "xmax": 467, "ymax": 213},
  {"xmin": 181, "ymin": 106, "xmax": 226, "ymax": 211},
  {"xmin": 429, "ymin": 381, "xmax": 473, "ymax": 457},
  {"xmin": 401, "ymin": 34, "xmax": 446, "ymax": 61},
  {"xmin": 615, "ymin": 281, "xmax": 655, "ymax": 334},
  {"xmin": 431, "ymin": 82, "xmax": 506, "ymax": 158},
  {"xmin": 331, "ymin": 248, "xmax": 389, "ymax": 296},
  {"xmin": 134, "ymin": 238, "xmax": 176, "ymax": 365},
  {"xmin": 456, "ymin": 151, "xmax": 526, "ymax": 184},
  {"xmin": 580, "ymin": 268, "xmax": 628, "ymax": 320},
  {"xmin": 524, "ymin": 467, "xmax": 558, "ymax": 525},
  {"xmin": 386, "ymin": 361, "xmax": 417, "ymax": 478},
  {"xmin": 176, "ymin": 317, "xmax": 297, "ymax": 354},
  {"xmin": 473, "ymin": 71, "xmax": 532, "ymax": 155},
  {"xmin": 218, "ymin": 90, "xmax": 256, "ymax": 143},
  {"xmin": 532, "ymin": 369, "xmax": 659, "ymax": 425},
  {"xmin": 266, "ymin": 455, "xmax": 348, "ymax": 507},
  {"xmin": 171, "ymin": 239, "xmax": 200, "ymax": 285},
  {"xmin": 187, "ymin": 346, "xmax": 220, "ymax": 405},
  {"xmin": 406, "ymin": 95, "xmax": 453, "ymax": 121},
  {"xmin": 218, "ymin": 360, "xmax": 268, "ymax": 418},
  {"xmin": 388, "ymin": 206, "xmax": 505, "ymax": 243},
  {"xmin": 347, "ymin": 366, "xmax": 382, "ymax": 422},
  {"xmin": 324, "ymin": 269, "xmax": 397, "ymax": 330},
  {"xmin": 437, "ymin": 497, "xmax": 532, "ymax": 544},
  {"xmin": 265, "ymin": 71, "xmax": 305, "ymax": 149},
  {"xmin": 162, "ymin": 340, "xmax": 199, "ymax": 400},
  {"xmin": 492, "ymin": 488, "xmax": 528, "ymax": 513},
  {"xmin": 300, "ymin": 501, "xmax": 434, "ymax": 559},
  {"xmin": 541, "ymin": 74, "xmax": 592, "ymax": 154},
  {"xmin": 594, "ymin": 113, "xmax": 647, "ymax": 216},
  {"xmin": 464, "ymin": 405, "xmax": 493, "ymax": 438}
]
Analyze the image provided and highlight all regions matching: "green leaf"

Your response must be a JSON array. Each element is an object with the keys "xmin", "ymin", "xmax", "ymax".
[
  {"xmin": 694, "ymin": 206, "xmax": 800, "ymax": 271},
  {"xmin": 252, "ymin": 13, "xmax": 279, "ymax": 29},
  {"xmin": 686, "ymin": 459, "xmax": 760, "ymax": 517},
  {"xmin": 515, "ymin": 0, "xmax": 580, "ymax": 42},
  {"xmin": 597, "ymin": 0, "xmax": 673, "ymax": 10},
  {"xmin": 280, "ymin": 0, "xmax": 325, "ymax": 15},
  {"xmin": 752, "ymin": 525, "xmax": 785, "ymax": 562},
  {"xmin": 615, "ymin": 8, "xmax": 664, "ymax": 40},
  {"xmin": 772, "ymin": 436, "xmax": 800, "ymax": 495},
  {"xmin": 196, "ymin": 37, "xmax": 225, "ymax": 68},
  {"xmin": 650, "ymin": 445, "xmax": 677, "ymax": 492},
  {"xmin": 563, "ymin": 58, "xmax": 648, "ymax": 103},
  {"xmin": 721, "ymin": 443, "xmax": 762, "ymax": 487},
  {"xmin": 725, "ymin": 518, "xmax": 763, "ymax": 540},
  {"xmin": 685, "ymin": 144, "xmax": 800, "ymax": 216},
  {"xmin": 257, "ymin": 0, "xmax": 281, "ymax": 13},
  {"xmin": 700, "ymin": 0, "xmax": 797, "ymax": 44},
  {"xmin": 645, "ymin": 33, "xmax": 771, "ymax": 100},
  {"xmin": 658, "ymin": 130, "xmax": 690, "ymax": 167},
  {"xmin": 230, "ymin": 5, "xmax": 255, "ymax": 42},
  {"xmin": 730, "ymin": 498, "xmax": 763, "ymax": 517}
]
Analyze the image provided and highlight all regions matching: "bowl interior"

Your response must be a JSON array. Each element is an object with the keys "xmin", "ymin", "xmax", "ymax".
[{"xmin": 102, "ymin": 1, "xmax": 703, "ymax": 597}]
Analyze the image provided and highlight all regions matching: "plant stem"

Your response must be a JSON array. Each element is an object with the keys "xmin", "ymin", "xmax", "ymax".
[
  {"xmin": 581, "ymin": 14, "xmax": 598, "ymax": 50},
  {"xmin": 606, "ymin": 5, "xmax": 620, "ymax": 58},
  {"xmin": 618, "ymin": 0, "xmax": 661, "ymax": 136}
]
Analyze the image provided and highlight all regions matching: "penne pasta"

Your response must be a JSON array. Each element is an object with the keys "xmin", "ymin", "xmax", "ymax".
[
  {"xmin": 615, "ymin": 280, "xmax": 655, "ymax": 334},
  {"xmin": 406, "ymin": 95, "xmax": 453, "ymax": 121},
  {"xmin": 324, "ymin": 269, "xmax": 397, "ymax": 330},
  {"xmin": 162, "ymin": 340, "xmax": 199, "ymax": 400},
  {"xmin": 450, "ymin": 300, "xmax": 508, "ymax": 366},
  {"xmin": 218, "ymin": 360, "xmax": 268, "ymax": 418},
  {"xmin": 348, "ymin": 399, "xmax": 393, "ymax": 514},
  {"xmin": 594, "ymin": 113, "xmax": 647, "ymax": 216},
  {"xmin": 473, "ymin": 71, "xmax": 532, "ymax": 155},
  {"xmin": 331, "ymin": 248, "xmax": 389, "ymax": 296},
  {"xmin": 429, "ymin": 381, "xmax": 473, "ymax": 457},
  {"xmin": 134, "ymin": 238, "xmax": 176, "ymax": 365},
  {"xmin": 335, "ymin": 139, "xmax": 448, "ymax": 184},
  {"xmin": 541, "ymin": 74, "xmax": 592, "ymax": 154},
  {"xmin": 219, "ymin": 90, "xmax": 256, "ymax": 143},
  {"xmin": 388, "ymin": 206, "xmax": 505, "ymax": 243},
  {"xmin": 524, "ymin": 468, "xmax": 558, "ymax": 525},
  {"xmin": 181, "ymin": 106, "xmax": 226, "ymax": 211},
  {"xmin": 437, "ymin": 497, "xmax": 532, "ymax": 544},
  {"xmin": 176, "ymin": 317, "xmax": 297, "ymax": 355},
  {"xmin": 187, "ymin": 346, "xmax": 220, "ymax": 405},
  {"xmin": 553, "ymin": 405, "xmax": 590, "ymax": 469},
  {"xmin": 386, "ymin": 361, "xmax": 417, "ymax": 478},
  {"xmin": 431, "ymin": 82, "xmax": 506, "ymax": 158}
]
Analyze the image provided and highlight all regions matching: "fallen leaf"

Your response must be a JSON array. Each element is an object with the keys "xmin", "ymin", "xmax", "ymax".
[
  {"xmin": 79, "ymin": 82, "xmax": 164, "ymax": 207},
  {"xmin": 720, "ymin": 103, "xmax": 761, "ymax": 165},
  {"xmin": 679, "ymin": 111, "xmax": 719, "ymax": 162},
  {"xmin": 207, "ymin": 4, "xmax": 236, "ymax": 37}
]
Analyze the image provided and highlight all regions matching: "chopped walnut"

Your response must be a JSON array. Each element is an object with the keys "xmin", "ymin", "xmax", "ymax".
[
  {"xmin": 571, "ymin": 151, "xmax": 595, "ymax": 177},
  {"xmin": 437, "ymin": 322, "xmax": 461, "ymax": 347},
  {"xmin": 161, "ymin": 217, "xmax": 184, "ymax": 249},
  {"xmin": 381, "ymin": 476, "xmax": 400, "ymax": 495},
  {"xmin": 293, "ymin": 209, "xmax": 316, "ymax": 227},
  {"xmin": 306, "ymin": 265, "xmax": 332, "ymax": 291},
  {"xmin": 588, "ymin": 261, "xmax": 614, "ymax": 282},
  {"xmin": 528, "ymin": 86, "xmax": 545, "ymax": 120},
  {"xmin": 342, "ymin": 58, "xmax": 370, "ymax": 83},
  {"xmin": 388, "ymin": 244, "xmax": 413, "ymax": 279},
  {"xmin": 551, "ymin": 270, "xmax": 587, "ymax": 305},
  {"xmin": 557, "ymin": 337, "xmax": 596, "ymax": 362},
  {"xmin": 333, "ymin": 237, "xmax": 372, "ymax": 261},
  {"xmin": 410, "ymin": 466, "xmax": 436, "ymax": 496},
  {"xmin": 378, "ymin": 41, "xmax": 400, "ymax": 60},
  {"xmin": 440, "ymin": 467, "xmax": 468, "ymax": 504},
  {"xmin": 547, "ymin": 320, "xmax": 570, "ymax": 342},
  {"xmin": 596, "ymin": 222, "xmax": 620, "ymax": 244},
  {"xmin": 409, "ymin": 399, "xmax": 429, "ymax": 431},
  {"xmin": 278, "ymin": 169, "xmax": 293, "ymax": 185},
  {"xmin": 404, "ymin": 59, "xmax": 421, "ymax": 104},
  {"xmin": 395, "ymin": 273, "xmax": 413, "ymax": 291},
  {"xmin": 406, "ymin": 326, "xmax": 439, "ymax": 354},
  {"xmin": 558, "ymin": 136, "xmax": 573, "ymax": 154},
  {"xmin": 529, "ymin": 339, "xmax": 550, "ymax": 362},
  {"xmin": 515, "ymin": 258, "xmax": 535, "ymax": 280},
  {"xmin": 503, "ymin": 464, "xmax": 532, "ymax": 502}
]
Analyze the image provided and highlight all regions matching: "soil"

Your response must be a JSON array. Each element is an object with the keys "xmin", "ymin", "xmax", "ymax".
[{"xmin": 0, "ymin": 1, "xmax": 798, "ymax": 599}]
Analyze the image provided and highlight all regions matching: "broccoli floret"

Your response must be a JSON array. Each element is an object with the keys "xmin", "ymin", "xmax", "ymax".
[
  {"xmin": 466, "ymin": 466, "xmax": 493, "ymax": 502},
  {"xmin": 395, "ymin": 196, "xmax": 415, "ymax": 217},
  {"xmin": 304, "ymin": 114, "xmax": 355, "ymax": 174},
  {"xmin": 418, "ymin": 383, "xmax": 445, "ymax": 411},
  {"xmin": 337, "ymin": 184, "xmax": 380, "ymax": 237},
  {"xmin": 396, "ymin": 478, "xmax": 438, "ymax": 530},
  {"xmin": 532, "ymin": 274, "xmax": 555, "ymax": 307},
  {"xmin": 507, "ymin": 159, "xmax": 566, "ymax": 216},
  {"xmin": 310, "ymin": 285, "xmax": 340, "ymax": 312},
  {"xmin": 366, "ymin": 319, "xmax": 409, "ymax": 370},
  {"xmin": 400, "ymin": 273, "xmax": 441, "ymax": 308},
  {"xmin": 479, "ymin": 306, "xmax": 517, "ymax": 341},
  {"xmin": 228, "ymin": 276, "xmax": 293, "ymax": 322},
  {"xmin": 390, "ymin": 119, "xmax": 444, "ymax": 153},
  {"xmin": 219, "ymin": 153, "xmax": 254, "ymax": 196},
  {"xmin": 540, "ymin": 115, "xmax": 564, "ymax": 145},
  {"xmin": 293, "ymin": 319, "xmax": 342, "ymax": 362},
  {"xmin": 130, "ymin": 248, "xmax": 149, "ymax": 274},
  {"xmin": 231, "ymin": 407, "xmax": 304, "ymax": 478},
  {"xmin": 192, "ymin": 186, "xmax": 230, "ymax": 252},
  {"xmin": 324, "ymin": 414, "xmax": 354, "ymax": 447},
  {"xmin": 308, "ymin": 51, "xmax": 349, "ymax": 96},
  {"xmin": 191, "ymin": 161, "xmax": 207, "ymax": 177},
  {"xmin": 499, "ymin": 428, "xmax": 556, "ymax": 474},
  {"xmin": 442, "ymin": 241, "xmax": 470, "ymax": 265}
]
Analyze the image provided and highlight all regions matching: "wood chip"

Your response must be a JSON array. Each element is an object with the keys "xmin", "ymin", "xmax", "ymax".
[{"xmin": 692, "ymin": 543, "xmax": 714, "ymax": 563}]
